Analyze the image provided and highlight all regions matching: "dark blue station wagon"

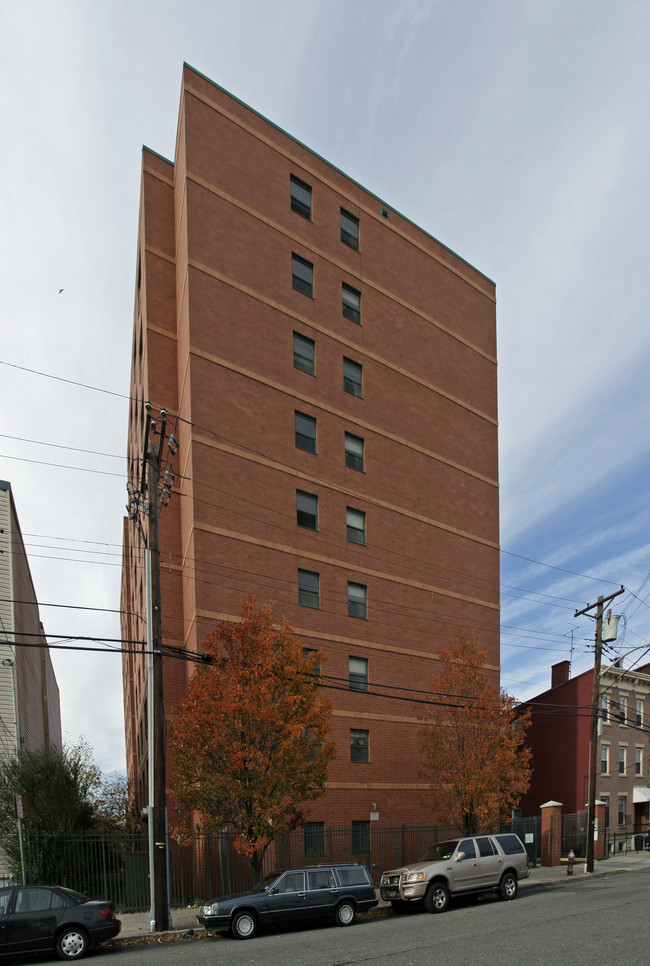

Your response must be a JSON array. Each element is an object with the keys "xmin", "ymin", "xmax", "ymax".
[{"xmin": 198, "ymin": 863, "xmax": 378, "ymax": 939}]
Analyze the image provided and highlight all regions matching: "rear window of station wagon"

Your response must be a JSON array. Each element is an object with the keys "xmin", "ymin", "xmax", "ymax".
[{"xmin": 335, "ymin": 867, "xmax": 371, "ymax": 886}]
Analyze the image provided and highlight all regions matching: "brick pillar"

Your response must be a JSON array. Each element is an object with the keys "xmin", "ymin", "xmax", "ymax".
[
  {"xmin": 541, "ymin": 801, "xmax": 562, "ymax": 867},
  {"xmin": 594, "ymin": 801, "xmax": 606, "ymax": 862}
]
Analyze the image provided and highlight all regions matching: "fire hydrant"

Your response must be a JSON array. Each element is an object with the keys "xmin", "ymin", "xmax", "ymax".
[{"xmin": 567, "ymin": 849, "xmax": 575, "ymax": 876}]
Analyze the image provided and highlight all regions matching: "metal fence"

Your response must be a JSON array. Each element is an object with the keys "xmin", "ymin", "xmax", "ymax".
[{"xmin": 13, "ymin": 820, "xmax": 542, "ymax": 912}]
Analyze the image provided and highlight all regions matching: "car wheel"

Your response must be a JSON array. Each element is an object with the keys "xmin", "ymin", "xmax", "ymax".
[
  {"xmin": 499, "ymin": 872, "xmax": 518, "ymax": 900},
  {"xmin": 334, "ymin": 900, "xmax": 356, "ymax": 926},
  {"xmin": 424, "ymin": 881, "xmax": 450, "ymax": 914},
  {"xmin": 56, "ymin": 927, "xmax": 89, "ymax": 960},
  {"xmin": 231, "ymin": 910, "xmax": 257, "ymax": 940}
]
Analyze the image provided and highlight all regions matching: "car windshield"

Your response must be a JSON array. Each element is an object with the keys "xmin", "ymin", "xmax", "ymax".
[
  {"xmin": 419, "ymin": 840, "xmax": 460, "ymax": 862},
  {"xmin": 262, "ymin": 872, "xmax": 283, "ymax": 890}
]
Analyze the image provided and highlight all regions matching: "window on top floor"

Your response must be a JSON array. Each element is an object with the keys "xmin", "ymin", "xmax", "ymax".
[
  {"xmin": 341, "ymin": 209, "xmax": 359, "ymax": 250},
  {"xmin": 290, "ymin": 175, "xmax": 312, "ymax": 219}
]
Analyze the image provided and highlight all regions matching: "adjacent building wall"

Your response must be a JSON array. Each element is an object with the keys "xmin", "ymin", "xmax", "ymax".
[
  {"xmin": 519, "ymin": 660, "xmax": 650, "ymax": 836},
  {"xmin": 0, "ymin": 480, "xmax": 62, "ymax": 878}
]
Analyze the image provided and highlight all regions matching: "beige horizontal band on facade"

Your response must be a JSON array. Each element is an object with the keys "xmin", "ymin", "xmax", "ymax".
[
  {"xmin": 192, "ymin": 610, "xmax": 501, "ymax": 674},
  {"xmin": 332, "ymin": 708, "xmax": 421, "ymax": 725},
  {"xmin": 193, "ymin": 519, "xmax": 498, "ymax": 612},
  {"xmin": 325, "ymin": 781, "xmax": 431, "ymax": 791},
  {"xmin": 192, "ymin": 433, "xmax": 499, "ymax": 552},
  {"xmin": 191, "ymin": 343, "xmax": 498, "ymax": 487}
]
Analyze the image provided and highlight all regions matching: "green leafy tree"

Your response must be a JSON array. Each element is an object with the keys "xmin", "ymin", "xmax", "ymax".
[
  {"xmin": 419, "ymin": 636, "xmax": 531, "ymax": 835},
  {"xmin": 0, "ymin": 740, "xmax": 102, "ymax": 880},
  {"xmin": 169, "ymin": 596, "xmax": 336, "ymax": 882}
]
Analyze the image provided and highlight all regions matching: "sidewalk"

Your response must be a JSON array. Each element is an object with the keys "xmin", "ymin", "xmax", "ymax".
[{"xmin": 113, "ymin": 851, "xmax": 650, "ymax": 943}]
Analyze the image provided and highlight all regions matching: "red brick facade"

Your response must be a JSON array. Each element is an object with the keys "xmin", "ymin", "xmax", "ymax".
[
  {"xmin": 121, "ymin": 65, "xmax": 499, "ymax": 830},
  {"xmin": 519, "ymin": 661, "xmax": 650, "ymax": 836}
]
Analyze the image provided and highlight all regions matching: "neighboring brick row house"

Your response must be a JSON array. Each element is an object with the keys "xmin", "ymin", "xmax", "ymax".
[
  {"xmin": 519, "ymin": 659, "xmax": 650, "ymax": 836},
  {"xmin": 120, "ymin": 65, "xmax": 500, "ymax": 835}
]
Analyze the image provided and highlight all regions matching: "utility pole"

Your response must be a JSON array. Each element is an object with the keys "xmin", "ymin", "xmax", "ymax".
[
  {"xmin": 575, "ymin": 585, "xmax": 624, "ymax": 873},
  {"xmin": 133, "ymin": 402, "xmax": 176, "ymax": 932}
]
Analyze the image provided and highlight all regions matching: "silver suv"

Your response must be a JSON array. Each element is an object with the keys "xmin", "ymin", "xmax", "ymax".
[{"xmin": 380, "ymin": 833, "xmax": 529, "ymax": 914}]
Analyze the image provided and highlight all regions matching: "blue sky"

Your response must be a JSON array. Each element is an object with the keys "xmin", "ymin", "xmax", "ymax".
[{"xmin": 1, "ymin": 0, "xmax": 649, "ymax": 773}]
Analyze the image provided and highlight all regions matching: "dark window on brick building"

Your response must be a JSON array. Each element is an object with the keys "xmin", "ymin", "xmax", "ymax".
[
  {"xmin": 297, "ymin": 490, "xmax": 318, "ymax": 530},
  {"xmin": 345, "ymin": 432, "xmax": 364, "ymax": 471},
  {"xmin": 342, "ymin": 283, "xmax": 361, "ymax": 323},
  {"xmin": 341, "ymin": 209, "xmax": 359, "ymax": 250},
  {"xmin": 293, "ymin": 332, "xmax": 315, "ymax": 374},
  {"xmin": 346, "ymin": 507, "xmax": 366, "ymax": 545},
  {"xmin": 295, "ymin": 412, "xmax": 317, "ymax": 452},
  {"xmin": 304, "ymin": 821, "xmax": 325, "ymax": 856},
  {"xmin": 348, "ymin": 582, "xmax": 367, "ymax": 619},
  {"xmin": 298, "ymin": 569, "xmax": 320, "ymax": 608},
  {"xmin": 349, "ymin": 656, "xmax": 368, "ymax": 692},
  {"xmin": 350, "ymin": 729, "xmax": 369, "ymax": 763},
  {"xmin": 351, "ymin": 820, "xmax": 370, "ymax": 853},
  {"xmin": 292, "ymin": 254, "xmax": 313, "ymax": 296},
  {"xmin": 302, "ymin": 647, "xmax": 321, "ymax": 676},
  {"xmin": 291, "ymin": 175, "xmax": 312, "ymax": 219},
  {"xmin": 343, "ymin": 358, "xmax": 363, "ymax": 396}
]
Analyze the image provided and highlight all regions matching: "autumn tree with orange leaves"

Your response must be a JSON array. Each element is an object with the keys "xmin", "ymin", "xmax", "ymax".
[
  {"xmin": 169, "ymin": 597, "xmax": 336, "ymax": 881},
  {"xmin": 419, "ymin": 636, "xmax": 531, "ymax": 835}
]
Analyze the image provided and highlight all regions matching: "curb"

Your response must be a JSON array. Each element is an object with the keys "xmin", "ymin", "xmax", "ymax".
[{"xmin": 112, "ymin": 865, "xmax": 642, "ymax": 946}]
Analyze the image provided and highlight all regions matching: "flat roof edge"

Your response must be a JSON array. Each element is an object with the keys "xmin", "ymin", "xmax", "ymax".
[{"xmin": 181, "ymin": 63, "xmax": 495, "ymax": 288}]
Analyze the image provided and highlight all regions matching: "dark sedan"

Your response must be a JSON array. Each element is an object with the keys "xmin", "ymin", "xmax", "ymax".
[
  {"xmin": 0, "ymin": 885, "xmax": 121, "ymax": 960},
  {"xmin": 198, "ymin": 863, "xmax": 378, "ymax": 939}
]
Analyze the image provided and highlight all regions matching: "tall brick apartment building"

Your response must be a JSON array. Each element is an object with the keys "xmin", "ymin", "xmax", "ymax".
[{"xmin": 121, "ymin": 65, "xmax": 499, "ymax": 833}]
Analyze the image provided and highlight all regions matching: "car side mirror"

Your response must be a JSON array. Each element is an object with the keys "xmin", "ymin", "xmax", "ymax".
[
  {"xmin": 456, "ymin": 852, "xmax": 465, "ymax": 861},
  {"xmin": 269, "ymin": 887, "xmax": 279, "ymax": 894}
]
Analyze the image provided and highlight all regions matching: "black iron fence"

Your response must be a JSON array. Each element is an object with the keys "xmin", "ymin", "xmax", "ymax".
[{"xmin": 10, "ymin": 819, "xmax": 541, "ymax": 911}]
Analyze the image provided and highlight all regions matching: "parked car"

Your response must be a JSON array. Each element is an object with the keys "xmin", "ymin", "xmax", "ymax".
[
  {"xmin": 0, "ymin": 884, "xmax": 121, "ymax": 960},
  {"xmin": 198, "ymin": 863, "xmax": 378, "ymax": 939},
  {"xmin": 380, "ymin": 833, "xmax": 530, "ymax": 913}
]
